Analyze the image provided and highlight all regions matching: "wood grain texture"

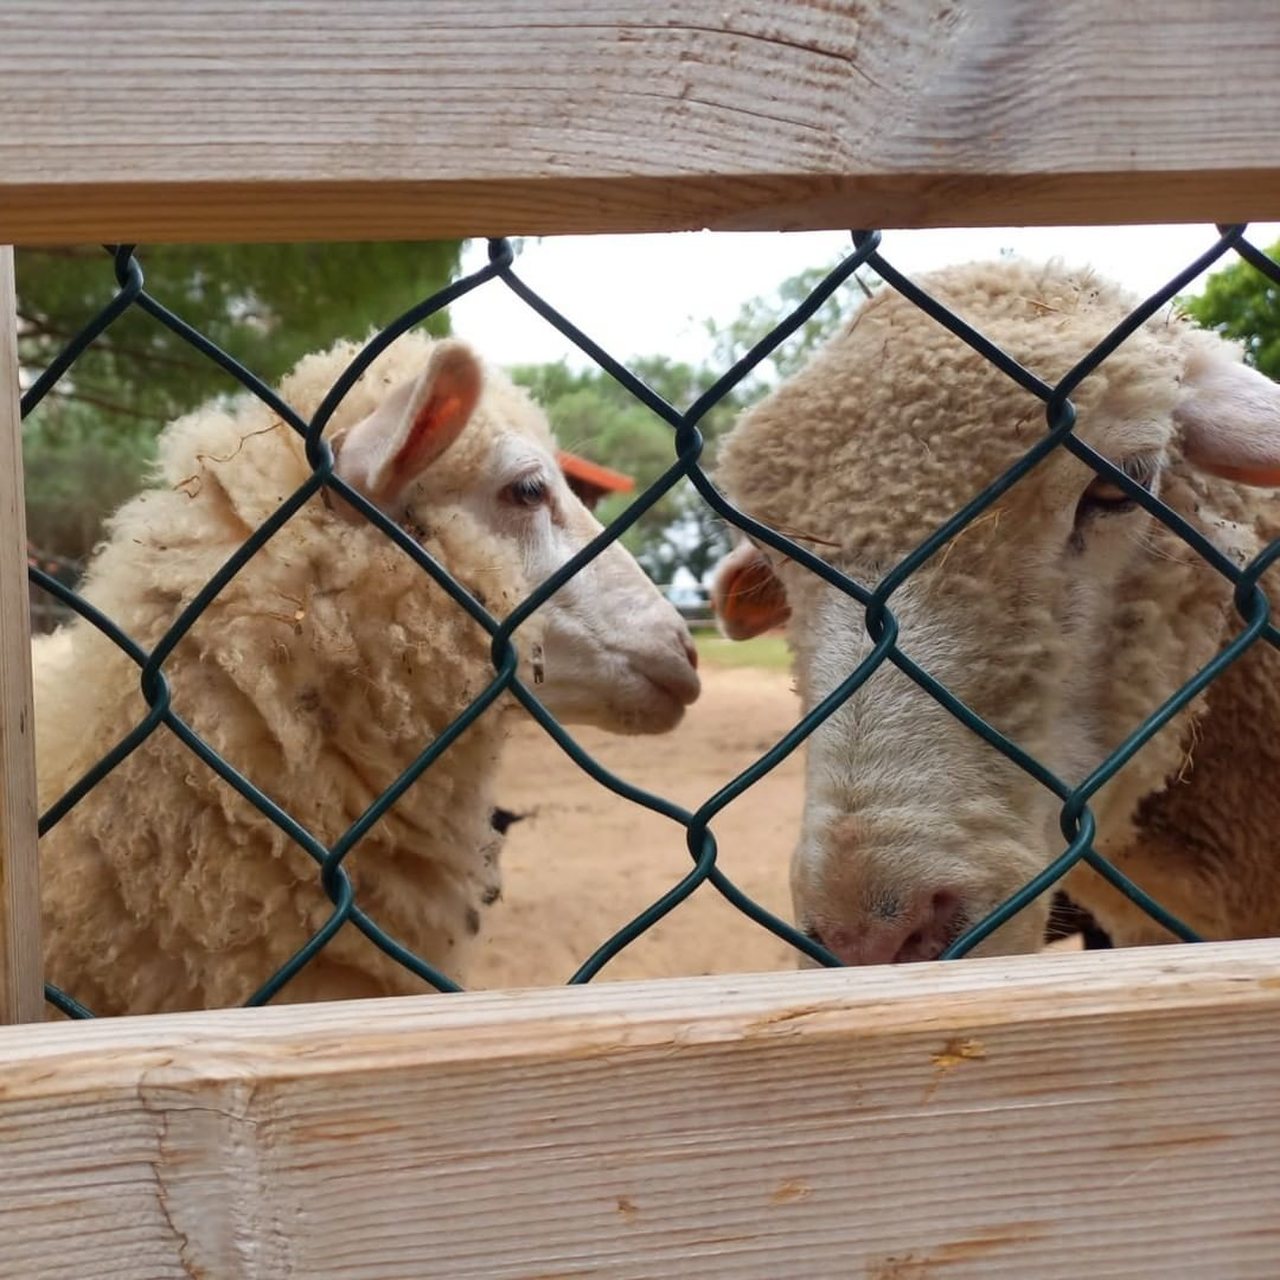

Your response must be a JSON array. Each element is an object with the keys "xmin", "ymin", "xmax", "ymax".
[
  {"xmin": 0, "ymin": 941, "xmax": 1278, "ymax": 1277},
  {"xmin": 2, "ymin": 2, "xmax": 1279, "ymax": 243},
  {"xmin": 0, "ymin": 251, "xmax": 43, "ymax": 1025}
]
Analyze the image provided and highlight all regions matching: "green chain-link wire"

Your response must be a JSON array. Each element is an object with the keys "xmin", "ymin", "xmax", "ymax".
[{"xmin": 25, "ymin": 226, "xmax": 1280, "ymax": 1016}]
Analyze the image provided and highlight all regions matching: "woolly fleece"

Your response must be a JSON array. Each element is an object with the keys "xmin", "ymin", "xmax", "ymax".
[
  {"xmin": 36, "ymin": 333, "xmax": 554, "ymax": 1015},
  {"xmin": 716, "ymin": 258, "xmax": 1280, "ymax": 949}
]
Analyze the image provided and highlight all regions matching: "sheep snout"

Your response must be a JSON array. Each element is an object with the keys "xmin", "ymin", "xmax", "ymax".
[
  {"xmin": 615, "ymin": 624, "xmax": 702, "ymax": 733},
  {"xmin": 636, "ymin": 620, "xmax": 702, "ymax": 703},
  {"xmin": 535, "ymin": 603, "xmax": 701, "ymax": 734}
]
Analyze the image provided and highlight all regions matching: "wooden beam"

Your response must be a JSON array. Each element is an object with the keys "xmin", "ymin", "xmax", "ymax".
[
  {"xmin": 0, "ymin": 942, "xmax": 1278, "ymax": 1276},
  {"xmin": 0, "ymin": 249, "xmax": 44, "ymax": 1024},
  {"xmin": 2, "ymin": 2, "xmax": 1279, "ymax": 244}
]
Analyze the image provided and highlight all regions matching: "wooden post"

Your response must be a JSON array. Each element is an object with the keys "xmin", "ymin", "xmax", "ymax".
[{"xmin": 0, "ymin": 247, "xmax": 43, "ymax": 1024}]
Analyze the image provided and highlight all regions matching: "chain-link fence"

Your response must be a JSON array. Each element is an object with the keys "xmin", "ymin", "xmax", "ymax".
[{"xmin": 22, "ymin": 227, "xmax": 1280, "ymax": 1019}]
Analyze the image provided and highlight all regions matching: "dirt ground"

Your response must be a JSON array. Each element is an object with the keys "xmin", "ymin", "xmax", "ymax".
[{"xmin": 469, "ymin": 665, "xmax": 807, "ymax": 989}]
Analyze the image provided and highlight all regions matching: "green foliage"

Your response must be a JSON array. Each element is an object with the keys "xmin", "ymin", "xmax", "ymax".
[
  {"xmin": 706, "ymin": 260, "xmax": 877, "ymax": 388},
  {"xmin": 1179, "ymin": 241, "xmax": 1280, "ymax": 380},
  {"xmin": 510, "ymin": 356, "xmax": 723, "ymax": 584},
  {"xmin": 20, "ymin": 240, "xmax": 875, "ymax": 588},
  {"xmin": 19, "ymin": 240, "xmax": 463, "ymax": 561},
  {"xmin": 22, "ymin": 400, "xmax": 157, "ymax": 564},
  {"xmin": 693, "ymin": 629, "xmax": 792, "ymax": 671},
  {"xmin": 513, "ymin": 257, "xmax": 876, "ymax": 584}
]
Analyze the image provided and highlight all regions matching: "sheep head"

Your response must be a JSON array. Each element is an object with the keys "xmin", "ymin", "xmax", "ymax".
[
  {"xmin": 330, "ymin": 338, "xmax": 700, "ymax": 735},
  {"xmin": 712, "ymin": 258, "xmax": 1280, "ymax": 964}
]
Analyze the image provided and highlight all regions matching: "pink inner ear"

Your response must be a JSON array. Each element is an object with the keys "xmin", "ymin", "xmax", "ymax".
[
  {"xmin": 394, "ymin": 390, "xmax": 469, "ymax": 476},
  {"xmin": 373, "ymin": 348, "xmax": 482, "ymax": 501},
  {"xmin": 713, "ymin": 543, "xmax": 790, "ymax": 640}
]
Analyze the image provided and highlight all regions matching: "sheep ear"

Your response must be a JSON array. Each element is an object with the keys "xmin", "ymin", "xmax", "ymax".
[
  {"xmin": 334, "ymin": 341, "xmax": 482, "ymax": 506},
  {"xmin": 1175, "ymin": 355, "xmax": 1280, "ymax": 488},
  {"xmin": 712, "ymin": 541, "xmax": 790, "ymax": 640}
]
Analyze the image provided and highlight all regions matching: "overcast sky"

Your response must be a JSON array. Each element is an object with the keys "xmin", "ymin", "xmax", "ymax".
[{"xmin": 449, "ymin": 223, "xmax": 1280, "ymax": 374}]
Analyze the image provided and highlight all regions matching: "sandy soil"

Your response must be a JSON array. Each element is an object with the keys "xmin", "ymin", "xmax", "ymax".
[
  {"xmin": 469, "ymin": 665, "xmax": 807, "ymax": 989},
  {"xmin": 468, "ymin": 664, "xmax": 1083, "ymax": 990}
]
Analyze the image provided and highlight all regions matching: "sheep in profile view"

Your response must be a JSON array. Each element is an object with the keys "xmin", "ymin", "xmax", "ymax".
[
  {"xmin": 35, "ymin": 331, "xmax": 701, "ymax": 1015},
  {"xmin": 710, "ymin": 257, "xmax": 1280, "ymax": 963}
]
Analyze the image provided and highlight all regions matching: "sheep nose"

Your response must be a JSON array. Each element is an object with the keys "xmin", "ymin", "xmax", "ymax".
[
  {"xmin": 811, "ymin": 890, "xmax": 964, "ymax": 966},
  {"xmin": 640, "ymin": 620, "xmax": 702, "ymax": 707}
]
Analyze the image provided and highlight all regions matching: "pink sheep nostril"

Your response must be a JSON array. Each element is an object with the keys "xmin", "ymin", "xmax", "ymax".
[
  {"xmin": 890, "ymin": 890, "xmax": 964, "ymax": 964},
  {"xmin": 811, "ymin": 889, "xmax": 966, "ymax": 967}
]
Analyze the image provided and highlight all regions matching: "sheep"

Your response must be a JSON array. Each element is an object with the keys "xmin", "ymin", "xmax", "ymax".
[
  {"xmin": 710, "ymin": 257, "xmax": 1280, "ymax": 964},
  {"xmin": 35, "ymin": 331, "xmax": 701, "ymax": 1015}
]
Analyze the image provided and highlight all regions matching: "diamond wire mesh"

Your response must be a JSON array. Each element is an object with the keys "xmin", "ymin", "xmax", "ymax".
[{"xmin": 21, "ymin": 226, "xmax": 1280, "ymax": 1018}]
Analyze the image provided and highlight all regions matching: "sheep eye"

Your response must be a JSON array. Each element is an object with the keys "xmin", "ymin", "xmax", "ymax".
[
  {"xmin": 503, "ymin": 474, "xmax": 549, "ymax": 508},
  {"xmin": 1074, "ymin": 457, "xmax": 1157, "ymax": 526},
  {"xmin": 1080, "ymin": 477, "xmax": 1136, "ymax": 512}
]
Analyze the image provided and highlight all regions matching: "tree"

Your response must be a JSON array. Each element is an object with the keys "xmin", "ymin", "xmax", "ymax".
[
  {"xmin": 509, "ymin": 356, "xmax": 717, "ymax": 584},
  {"xmin": 1179, "ymin": 241, "xmax": 1280, "ymax": 380},
  {"xmin": 19, "ymin": 240, "xmax": 463, "ymax": 561},
  {"xmin": 511, "ymin": 256, "xmax": 878, "ymax": 585},
  {"xmin": 705, "ymin": 259, "xmax": 879, "ymax": 390}
]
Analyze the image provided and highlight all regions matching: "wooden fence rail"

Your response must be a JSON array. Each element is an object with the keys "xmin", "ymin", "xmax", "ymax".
[
  {"xmin": 3, "ymin": 2, "xmax": 1280, "ymax": 244},
  {"xmin": 2, "ymin": 945, "xmax": 1279, "ymax": 1278}
]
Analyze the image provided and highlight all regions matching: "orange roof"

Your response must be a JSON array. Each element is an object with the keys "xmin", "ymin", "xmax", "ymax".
[{"xmin": 557, "ymin": 450, "xmax": 635, "ymax": 494}]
